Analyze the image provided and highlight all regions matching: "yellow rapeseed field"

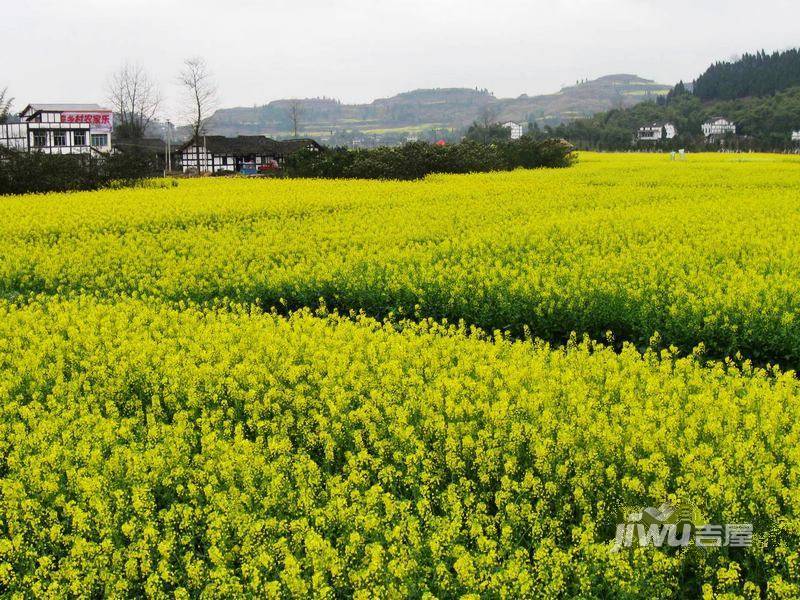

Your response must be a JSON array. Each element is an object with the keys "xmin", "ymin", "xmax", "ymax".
[
  {"xmin": 1, "ymin": 152, "xmax": 799, "ymax": 364},
  {"xmin": 1, "ymin": 153, "xmax": 799, "ymax": 597}
]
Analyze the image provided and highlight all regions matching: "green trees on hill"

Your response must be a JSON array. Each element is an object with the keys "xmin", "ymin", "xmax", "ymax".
[
  {"xmin": 694, "ymin": 48, "xmax": 800, "ymax": 100},
  {"xmin": 539, "ymin": 90, "xmax": 702, "ymax": 150},
  {"xmin": 543, "ymin": 48, "xmax": 800, "ymax": 151},
  {"xmin": 546, "ymin": 86, "xmax": 800, "ymax": 151}
]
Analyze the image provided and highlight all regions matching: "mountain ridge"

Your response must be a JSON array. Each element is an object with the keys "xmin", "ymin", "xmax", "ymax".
[{"xmin": 205, "ymin": 74, "xmax": 671, "ymax": 143}]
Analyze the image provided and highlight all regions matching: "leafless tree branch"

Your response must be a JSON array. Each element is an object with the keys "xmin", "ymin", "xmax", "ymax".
[
  {"xmin": 107, "ymin": 63, "xmax": 161, "ymax": 138},
  {"xmin": 178, "ymin": 57, "xmax": 217, "ymax": 142},
  {"xmin": 287, "ymin": 100, "xmax": 305, "ymax": 138}
]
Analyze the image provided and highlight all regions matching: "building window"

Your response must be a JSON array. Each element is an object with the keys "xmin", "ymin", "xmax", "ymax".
[
  {"xmin": 73, "ymin": 131, "xmax": 87, "ymax": 146},
  {"xmin": 91, "ymin": 134, "xmax": 108, "ymax": 147},
  {"xmin": 33, "ymin": 131, "xmax": 47, "ymax": 147},
  {"xmin": 53, "ymin": 131, "xmax": 67, "ymax": 146}
]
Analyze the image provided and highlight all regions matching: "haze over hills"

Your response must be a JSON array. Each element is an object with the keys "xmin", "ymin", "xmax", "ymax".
[
  {"xmin": 204, "ymin": 74, "xmax": 671, "ymax": 143},
  {"xmin": 550, "ymin": 47, "xmax": 800, "ymax": 151}
]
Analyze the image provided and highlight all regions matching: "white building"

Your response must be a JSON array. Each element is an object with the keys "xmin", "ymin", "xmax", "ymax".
[
  {"xmin": 180, "ymin": 136, "xmax": 321, "ymax": 173},
  {"xmin": 792, "ymin": 130, "xmax": 800, "ymax": 142},
  {"xmin": 637, "ymin": 122, "xmax": 677, "ymax": 141},
  {"xmin": 502, "ymin": 121, "xmax": 524, "ymax": 140},
  {"xmin": 0, "ymin": 103, "xmax": 113, "ymax": 154},
  {"xmin": 702, "ymin": 117, "xmax": 736, "ymax": 138}
]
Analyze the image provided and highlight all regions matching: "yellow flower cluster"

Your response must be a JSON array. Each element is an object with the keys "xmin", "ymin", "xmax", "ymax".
[
  {"xmin": 0, "ymin": 296, "xmax": 797, "ymax": 598},
  {"xmin": 2, "ymin": 152, "xmax": 800, "ymax": 597},
  {"xmin": 1, "ymin": 152, "xmax": 799, "ymax": 366}
]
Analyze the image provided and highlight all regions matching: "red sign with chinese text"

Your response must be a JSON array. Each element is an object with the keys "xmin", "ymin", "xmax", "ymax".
[{"xmin": 61, "ymin": 112, "xmax": 113, "ymax": 131}]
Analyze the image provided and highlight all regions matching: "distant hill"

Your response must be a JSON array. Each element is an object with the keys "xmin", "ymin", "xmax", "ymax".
[
  {"xmin": 494, "ymin": 74, "xmax": 671, "ymax": 124},
  {"xmin": 205, "ymin": 74, "xmax": 671, "ymax": 142}
]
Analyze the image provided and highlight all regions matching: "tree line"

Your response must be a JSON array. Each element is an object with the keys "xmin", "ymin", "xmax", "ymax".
[
  {"xmin": 0, "ymin": 148, "xmax": 162, "ymax": 195},
  {"xmin": 541, "ymin": 50, "xmax": 800, "ymax": 152},
  {"xmin": 283, "ymin": 138, "xmax": 574, "ymax": 180},
  {"xmin": 694, "ymin": 48, "xmax": 800, "ymax": 101}
]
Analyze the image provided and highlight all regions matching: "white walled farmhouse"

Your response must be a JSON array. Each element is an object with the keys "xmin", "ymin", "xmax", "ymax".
[
  {"xmin": 0, "ymin": 103, "xmax": 113, "ymax": 154},
  {"xmin": 702, "ymin": 117, "xmax": 736, "ymax": 138},
  {"xmin": 637, "ymin": 122, "xmax": 677, "ymax": 141},
  {"xmin": 180, "ymin": 136, "xmax": 322, "ymax": 173},
  {"xmin": 502, "ymin": 122, "xmax": 524, "ymax": 140}
]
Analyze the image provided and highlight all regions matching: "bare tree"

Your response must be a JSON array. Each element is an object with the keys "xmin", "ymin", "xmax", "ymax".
[
  {"xmin": 477, "ymin": 104, "xmax": 497, "ymax": 131},
  {"xmin": 473, "ymin": 104, "xmax": 499, "ymax": 144},
  {"xmin": 179, "ymin": 57, "xmax": 217, "ymax": 141},
  {"xmin": 286, "ymin": 100, "xmax": 305, "ymax": 138},
  {"xmin": 0, "ymin": 88, "xmax": 14, "ymax": 124},
  {"xmin": 178, "ymin": 57, "xmax": 217, "ymax": 172},
  {"xmin": 107, "ymin": 63, "xmax": 161, "ymax": 139}
]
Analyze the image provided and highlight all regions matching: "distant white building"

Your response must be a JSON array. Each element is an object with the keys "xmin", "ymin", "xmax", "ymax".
[
  {"xmin": 702, "ymin": 117, "xmax": 736, "ymax": 138},
  {"xmin": 792, "ymin": 130, "xmax": 800, "ymax": 142},
  {"xmin": 0, "ymin": 103, "xmax": 113, "ymax": 154},
  {"xmin": 502, "ymin": 121, "xmax": 524, "ymax": 140},
  {"xmin": 637, "ymin": 122, "xmax": 677, "ymax": 141}
]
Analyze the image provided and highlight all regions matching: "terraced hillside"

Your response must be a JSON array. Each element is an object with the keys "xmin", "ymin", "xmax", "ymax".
[{"xmin": 206, "ymin": 75, "xmax": 671, "ymax": 140}]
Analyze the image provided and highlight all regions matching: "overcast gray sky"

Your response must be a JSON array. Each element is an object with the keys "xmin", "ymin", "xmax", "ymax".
[{"xmin": 2, "ymin": 0, "xmax": 798, "ymax": 121}]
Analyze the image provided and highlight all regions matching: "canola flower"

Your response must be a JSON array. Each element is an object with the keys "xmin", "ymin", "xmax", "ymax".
[
  {"xmin": 0, "ymin": 153, "xmax": 799, "ymax": 366},
  {"xmin": 0, "ymin": 296, "xmax": 798, "ymax": 598},
  {"xmin": 2, "ymin": 153, "xmax": 800, "ymax": 598}
]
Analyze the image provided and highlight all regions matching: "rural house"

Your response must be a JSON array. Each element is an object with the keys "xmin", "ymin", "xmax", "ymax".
[
  {"xmin": 0, "ymin": 103, "xmax": 113, "ymax": 154},
  {"xmin": 702, "ymin": 117, "xmax": 736, "ymax": 138},
  {"xmin": 636, "ymin": 122, "xmax": 677, "ymax": 141},
  {"xmin": 180, "ymin": 136, "xmax": 321, "ymax": 173},
  {"xmin": 792, "ymin": 130, "xmax": 800, "ymax": 142},
  {"xmin": 502, "ymin": 121, "xmax": 524, "ymax": 140}
]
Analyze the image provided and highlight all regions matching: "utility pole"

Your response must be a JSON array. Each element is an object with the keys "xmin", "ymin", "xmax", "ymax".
[{"xmin": 165, "ymin": 120, "xmax": 172, "ymax": 174}]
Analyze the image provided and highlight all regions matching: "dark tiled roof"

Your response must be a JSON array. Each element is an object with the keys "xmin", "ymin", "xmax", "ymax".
[
  {"xmin": 277, "ymin": 138, "xmax": 322, "ymax": 154},
  {"xmin": 22, "ymin": 103, "xmax": 109, "ymax": 115},
  {"xmin": 114, "ymin": 138, "xmax": 172, "ymax": 153}
]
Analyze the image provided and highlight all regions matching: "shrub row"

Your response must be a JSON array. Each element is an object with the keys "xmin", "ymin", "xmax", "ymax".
[
  {"xmin": 283, "ymin": 138, "xmax": 575, "ymax": 179},
  {"xmin": 0, "ymin": 148, "xmax": 160, "ymax": 195}
]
